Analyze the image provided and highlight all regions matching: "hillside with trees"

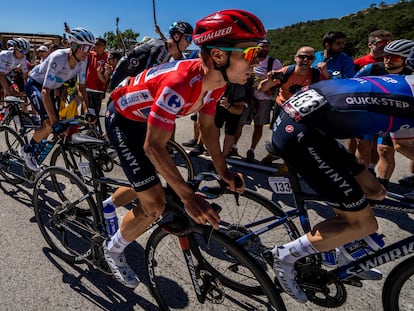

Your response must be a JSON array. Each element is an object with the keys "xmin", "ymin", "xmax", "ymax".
[{"xmin": 267, "ymin": 0, "xmax": 414, "ymax": 65}]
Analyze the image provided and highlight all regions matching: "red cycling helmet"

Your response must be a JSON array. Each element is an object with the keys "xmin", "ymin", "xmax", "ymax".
[{"xmin": 193, "ymin": 9, "xmax": 266, "ymax": 46}]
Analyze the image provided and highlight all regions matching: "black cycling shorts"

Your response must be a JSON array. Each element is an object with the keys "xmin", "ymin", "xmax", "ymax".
[
  {"xmin": 105, "ymin": 101, "xmax": 160, "ymax": 192},
  {"xmin": 272, "ymin": 111, "xmax": 367, "ymax": 211}
]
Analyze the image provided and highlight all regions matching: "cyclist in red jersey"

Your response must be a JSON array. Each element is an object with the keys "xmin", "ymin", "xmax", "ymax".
[{"xmin": 101, "ymin": 9, "xmax": 266, "ymax": 288}]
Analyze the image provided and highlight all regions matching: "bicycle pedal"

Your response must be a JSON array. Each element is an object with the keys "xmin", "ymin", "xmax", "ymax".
[
  {"xmin": 342, "ymin": 277, "xmax": 363, "ymax": 287},
  {"xmin": 262, "ymin": 249, "xmax": 274, "ymax": 266}
]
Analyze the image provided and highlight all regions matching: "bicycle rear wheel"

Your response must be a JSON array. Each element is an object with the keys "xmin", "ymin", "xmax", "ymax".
[
  {"xmin": 0, "ymin": 125, "xmax": 25, "ymax": 184},
  {"xmin": 33, "ymin": 166, "xmax": 98, "ymax": 264},
  {"xmin": 382, "ymin": 255, "xmax": 414, "ymax": 311},
  {"xmin": 146, "ymin": 225, "xmax": 285, "ymax": 310}
]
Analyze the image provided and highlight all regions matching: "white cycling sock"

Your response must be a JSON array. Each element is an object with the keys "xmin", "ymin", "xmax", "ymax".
[
  {"xmin": 107, "ymin": 230, "xmax": 130, "ymax": 254},
  {"xmin": 103, "ymin": 196, "xmax": 115, "ymax": 209},
  {"xmin": 273, "ymin": 235, "xmax": 318, "ymax": 264}
]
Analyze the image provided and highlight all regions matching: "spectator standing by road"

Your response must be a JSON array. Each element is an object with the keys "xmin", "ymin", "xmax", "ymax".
[
  {"xmin": 258, "ymin": 45, "xmax": 327, "ymax": 164},
  {"xmin": 353, "ymin": 29, "xmax": 391, "ymax": 71},
  {"xmin": 232, "ymin": 38, "xmax": 282, "ymax": 162},
  {"xmin": 85, "ymin": 38, "xmax": 109, "ymax": 118},
  {"xmin": 312, "ymin": 31, "xmax": 355, "ymax": 79}
]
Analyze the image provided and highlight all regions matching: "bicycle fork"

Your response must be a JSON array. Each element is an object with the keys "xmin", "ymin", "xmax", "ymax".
[{"xmin": 179, "ymin": 236, "xmax": 205, "ymax": 303}]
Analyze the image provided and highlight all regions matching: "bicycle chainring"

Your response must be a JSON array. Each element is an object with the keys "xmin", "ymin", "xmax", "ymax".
[
  {"xmin": 297, "ymin": 266, "xmax": 347, "ymax": 308},
  {"xmin": 199, "ymin": 269, "xmax": 225, "ymax": 304}
]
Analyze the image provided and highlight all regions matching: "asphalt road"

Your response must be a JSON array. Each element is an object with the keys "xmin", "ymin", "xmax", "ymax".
[{"xmin": 1, "ymin": 115, "xmax": 414, "ymax": 311}]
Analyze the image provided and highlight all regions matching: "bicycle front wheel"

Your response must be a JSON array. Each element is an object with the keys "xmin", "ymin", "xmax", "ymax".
[
  {"xmin": 146, "ymin": 225, "xmax": 286, "ymax": 310},
  {"xmin": 166, "ymin": 139, "xmax": 195, "ymax": 181},
  {"xmin": 208, "ymin": 189, "xmax": 301, "ymax": 289},
  {"xmin": 0, "ymin": 125, "xmax": 25, "ymax": 184},
  {"xmin": 382, "ymin": 255, "xmax": 414, "ymax": 311},
  {"xmin": 33, "ymin": 166, "xmax": 99, "ymax": 264}
]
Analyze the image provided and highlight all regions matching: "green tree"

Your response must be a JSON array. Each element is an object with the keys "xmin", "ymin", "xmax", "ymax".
[{"xmin": 103, "ymin": 29, "xmax": 139, "ymax": 52}]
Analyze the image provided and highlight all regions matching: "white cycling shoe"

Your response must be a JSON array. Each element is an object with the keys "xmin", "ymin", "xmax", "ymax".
[
  {"xmin": 103, "ymin": 241, "xmax": 140, "ymax": 288},
  {"xmin": 20, "ymin": 146, "xmax": 40, "ymax": 171},
  {"xmin": 273, "ymin": 247, "xmax": 308, "ymax": 304}
]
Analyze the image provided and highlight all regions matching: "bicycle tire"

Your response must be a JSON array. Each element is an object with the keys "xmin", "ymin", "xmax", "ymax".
[
  {"xmin": 3, "ymin": 111, "xmax": 35, "ymax": 144},
  {"xmin": 382, "ymin": 255, "xmax": 414, "ymax": 311},
  {"xmin": 0, "ymin": 125, "xmax": 25, "ymax": 184},
  {"xmin": 146, "ymin": 225, "xmax": 286, "ymax": 310},
  {"xmin": 33, "ymin": 166, "xmax": 99, "ymax": 264},
  {"xmin": 166, "ymin": 139, "xmax": 195, "ymax": 181},
  {"xmin": 206, "ymin": 188, "xmax": 301, "ymax": 291}
]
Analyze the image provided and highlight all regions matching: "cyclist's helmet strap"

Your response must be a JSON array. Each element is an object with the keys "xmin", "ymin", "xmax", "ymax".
[
  {"xmin": 193, "ymin": 9, "xmax": 265, "ymax": 82},
  {"xmin": 384, "ymin": 39, "xmax": 414, "ymax": 58}
]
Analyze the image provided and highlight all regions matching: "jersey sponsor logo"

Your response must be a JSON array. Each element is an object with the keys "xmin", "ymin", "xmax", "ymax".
[
  {"xmin": 146, "ymin": 62, "xmax": 179, "ymax": 80},
  {"xmin": 130, "ymin": 58, "xmax": 140, "ymax": 67},
  {"xmin": 149, "ymin": 111, "xmax": 175, "ymax": 126},
  {"xmin": 345, "ymin": 96, "xmax": 410, "ymax": 109},
  {"xmin": 117, "ymin": 90, "xmax": 153, "ymax": 110},
  {"xmin": 285, "ymin": 125, "xmax": 294, "ymax": 133},
  {"xmin": 189, "ymin": 74, "xmax": 201, "ymax": 87},
  {"xmin": 51, "ymin": 62, "xmax": 57, "ymax": 69},
  {"xmin": 308, "ymin": 146, "xmax": 353, "ymax": 197},
  {"xmin": 132, "ymin": 176, "xmax": 156, "ymax": 188},
  {"xmin": 155, "ymin": 86, "xmax": 184, "ymax": 114},
  {"xmin": 193, "ymin": 26, "xmax": 233, "ymax": 45}
]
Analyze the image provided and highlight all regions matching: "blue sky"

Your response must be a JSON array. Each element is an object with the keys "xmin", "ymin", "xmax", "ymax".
[{"xmin": 0, "ymin": 0, "xmax": 400, "ymax": 42}]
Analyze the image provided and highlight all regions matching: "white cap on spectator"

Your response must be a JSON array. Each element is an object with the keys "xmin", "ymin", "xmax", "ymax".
[{"xmin": 37, "ymin": 45, "xmax": 48, "ymax": 52}]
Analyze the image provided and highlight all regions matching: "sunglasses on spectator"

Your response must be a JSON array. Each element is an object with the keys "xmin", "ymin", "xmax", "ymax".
[
  {"xmin": 384, "ymin": 54, "xmax": 404, "ymax": 62},
  {"xmin": 296, "ymin": 54, "xmax": 315, "ymax": 60},
  {"xmin": 372, "ymin": 40, "xmax": 390, "ymax": 47},
  {"xmin": 206, "ymin": 46, "xmax": 262, "ymax": 64}
]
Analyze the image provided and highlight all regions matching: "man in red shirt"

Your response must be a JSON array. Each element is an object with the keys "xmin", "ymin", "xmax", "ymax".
[
  {"xmin": 351, "ymin": 29, "xmax": 391, "ymax": 174},
  {"xmin": 353, "ymin": 29, "xmax": 391, "ymax": 71},
  {"xmin": 85, "ymin": 38, "xmax": 109, "ymax": 117}
]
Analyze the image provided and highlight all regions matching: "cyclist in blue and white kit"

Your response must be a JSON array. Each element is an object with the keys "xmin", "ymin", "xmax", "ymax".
[
  {"xmin": 22, "ymin": 27, "xmax": 95, "ymax": 171},
  {"xmin": 269, "ymin": 74, "xmax": 414, "ymax": 303},
  {"xmin": 0, "ymin": 38, "xmax": 30, "ymax": 97}
]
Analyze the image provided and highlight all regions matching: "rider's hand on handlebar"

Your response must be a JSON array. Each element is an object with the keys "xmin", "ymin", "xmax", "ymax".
[
  {"xmin": 221, "ymin": 169, "xmax": 245, "ymax": 193},
  {"xmin": 183, "ymin": 193, "xmax": 220, "ymax": 230}
]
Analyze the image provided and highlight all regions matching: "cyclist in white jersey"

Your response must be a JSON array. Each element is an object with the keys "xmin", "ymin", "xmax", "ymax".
[
  {"xmin": 0, "ymin": 38, "xmax": 30, "ymax": 97},
  {"xmin": 23, "ymin": 27, "xmax": 95, "ymax": 171}
]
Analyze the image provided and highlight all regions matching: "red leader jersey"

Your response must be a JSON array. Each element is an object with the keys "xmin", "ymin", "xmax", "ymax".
[{"xmin": 110, "ymin": 59, "xmax": 226, "ymax": 131}]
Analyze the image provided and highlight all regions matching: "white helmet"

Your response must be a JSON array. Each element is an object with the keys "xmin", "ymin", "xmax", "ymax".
[
  {"xmin": 13, "ymin": 37, "xmax": 30, "ymax": 53},
  {"xmin": 67, "ymin": 27, "xmax": 95, "ymax": 46},
  {"xmin": 407, "ymin": 47, "xmax": 414, "ymax": 71},
  {"xmin": 384, "ymin": 39, "xmax": 414, "ymax": 58}
]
